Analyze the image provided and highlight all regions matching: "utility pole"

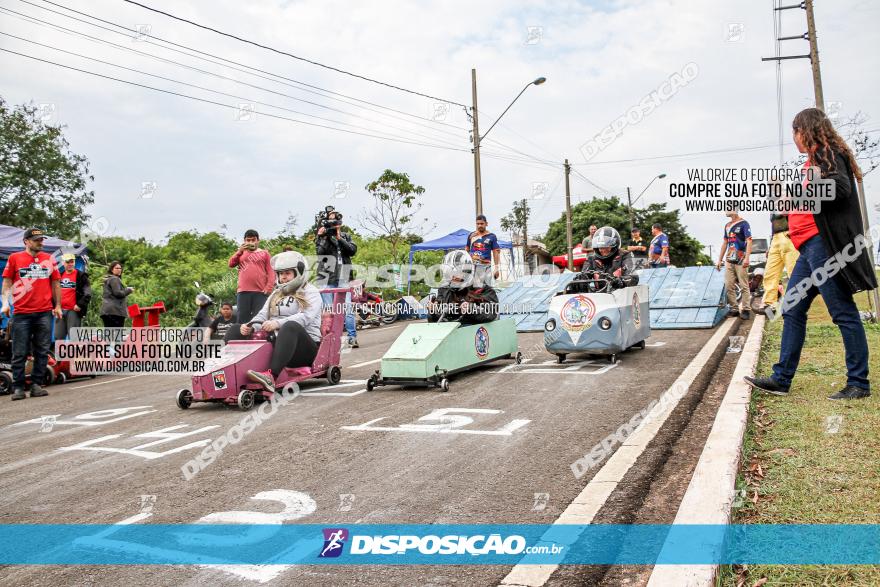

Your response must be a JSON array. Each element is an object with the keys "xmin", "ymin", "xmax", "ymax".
[
  {"xmin": 626, "ymin": 186, "xmax": 634, "ymax": 231},
  {"xmin": 471, "ymin": 68, "xmax": 483, "ymax": 217},
  {"xmin": 804, "ymin": 0, "xmax": 824, "ymax": 109},
  {"xmin": 564, "ymin": 159, "xmax": 573, "ymax": 271}
]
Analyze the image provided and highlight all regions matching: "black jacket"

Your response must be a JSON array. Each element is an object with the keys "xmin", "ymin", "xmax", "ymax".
[
  {"xmin": 315, "ymin": 230, "xmax": 357, "ymax": 287},
  {"xmin": 427, "ymin": 286, "xmax": 499, "ymax": 325},
  {"xmin": 61, "ymin": 268, "xmax": 92, "ymax": 318},
  {"xmin": 579, "ymin": 250, "xmax": 639, "ymax": 288},
  {"xmin": 813, "ymin": 152, "xmax": 877, "ymax": 294}
]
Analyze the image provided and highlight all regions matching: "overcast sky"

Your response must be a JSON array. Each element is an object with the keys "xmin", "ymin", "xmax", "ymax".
[{"xmin": 2, "ymin": 0, "xmax": 879, "ymax": 252}]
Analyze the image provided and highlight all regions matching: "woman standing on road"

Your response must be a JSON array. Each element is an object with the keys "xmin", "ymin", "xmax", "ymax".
[
  {"xmin": 100, "ymin": 261, "xmax": 134, "ymax": 327},
  {"xmin": 745, "ymin": 108, "xmax": 876, "ymax": 401}
]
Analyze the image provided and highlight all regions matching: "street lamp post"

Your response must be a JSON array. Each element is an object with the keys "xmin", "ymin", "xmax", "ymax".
[
  {"xmin": 471, "ymin": 72, "xmax": 546, "ymax": 216},
  {"xmin": 627, "ymin": 173, "xmax": 667, "ymax": 230}
]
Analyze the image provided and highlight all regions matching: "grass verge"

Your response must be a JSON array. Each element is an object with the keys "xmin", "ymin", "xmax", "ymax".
[{"xmin": 720, "ymin": 290, "xmax": 880, "ymax": 587}]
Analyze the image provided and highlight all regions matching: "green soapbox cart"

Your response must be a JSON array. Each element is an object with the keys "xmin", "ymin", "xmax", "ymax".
[{"xmin": 366, "ymin": 319, "xmax": 521, "ymax": 392}]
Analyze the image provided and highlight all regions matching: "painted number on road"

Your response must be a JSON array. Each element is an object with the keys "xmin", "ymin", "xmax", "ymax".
[
  {"xmin": 58, "ymin": 424, "xmax": 221, "ymax": 460},
  {"xmin": 12, "ymin": 405, "xmax": 157, "ymax": 428},
  {"xmin": 342, "ymin": 407, "xmax": 530, "ymax": 436}
]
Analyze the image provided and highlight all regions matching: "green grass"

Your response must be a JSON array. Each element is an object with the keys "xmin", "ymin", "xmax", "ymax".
[{"xmin": 720, "ymin": 287, "xmax": 880, "ymax": 587}]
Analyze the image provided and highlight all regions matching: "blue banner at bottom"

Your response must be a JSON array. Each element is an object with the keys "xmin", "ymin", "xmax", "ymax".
[{"xmin": 0, "ymin": 524, "xmax": 877, "ymax": 565}]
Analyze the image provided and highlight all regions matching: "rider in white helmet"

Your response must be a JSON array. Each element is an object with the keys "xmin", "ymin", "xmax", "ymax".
[
  {"xmin": 427, "ymin": 250, "xmax": 499, "ymax": 324},
  {"xmin": 578, "ymin": 226, "xmax": 638, "ymax": 289},
  {"xmin": 225, "ymin": 250, "xmax": 323, "ymax": 392}
]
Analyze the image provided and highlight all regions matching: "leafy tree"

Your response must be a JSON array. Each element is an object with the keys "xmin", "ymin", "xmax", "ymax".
[
  {"xmin": 0, "ymin": 97, "xmax": 94, "ymax": 238},
  {"xmin": 360, "ymin": 169, "xmax": 432, "ymax": 263},
  {"xmin": 541, "ymin": 197, "xmax": 710, "ymax": 266}
]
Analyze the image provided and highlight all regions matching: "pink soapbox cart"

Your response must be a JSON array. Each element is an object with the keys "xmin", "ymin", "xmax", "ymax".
[{"xmin": 175, "ymin": 288, "xmax": 348, "ymax": 410}]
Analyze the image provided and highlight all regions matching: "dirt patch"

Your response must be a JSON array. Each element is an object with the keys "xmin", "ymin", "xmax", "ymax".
[{"xmin": 547, "ymin": 319, "xmax": 752, "ymax": 586}]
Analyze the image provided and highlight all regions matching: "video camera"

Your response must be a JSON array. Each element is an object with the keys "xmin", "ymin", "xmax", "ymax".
[{"xmin": 316, "ymin": 205, "xmax": 343, "ymax": 231}]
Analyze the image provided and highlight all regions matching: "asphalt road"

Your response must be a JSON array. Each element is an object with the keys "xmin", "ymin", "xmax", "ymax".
[{"xmin": 0, "ymin": 320, "xmax": 723, "ymax": 587}]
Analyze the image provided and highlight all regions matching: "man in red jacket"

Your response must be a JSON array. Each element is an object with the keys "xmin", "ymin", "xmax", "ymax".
[
  {"xmin": 228, "ymin": 229, "xmax": 274, "ymax": 324},
  {"xmin": 1, "ymin": 228, "xmax": 62, "ymax": 400}
]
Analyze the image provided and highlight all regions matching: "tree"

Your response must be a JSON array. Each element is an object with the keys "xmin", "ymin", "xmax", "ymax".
[
  {"xmin": 0, "ymin": 97, "xmax": 94, "ymax": 238},
  {"xmin": 500, "ymin": 198, "xmax": 532, "ymax": 268},
  {"xmin": 541, "ymin": 197, "xmax": 710, "ymax": 266},
  {"xmin": 360, "ymin": 169, "xmax": 432, "ymax": 262}
]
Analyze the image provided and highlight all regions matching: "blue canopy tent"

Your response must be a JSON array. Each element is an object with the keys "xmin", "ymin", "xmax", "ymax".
[{"xmin": 406, "ymin": 228, "xmax": 514, "ymax": 293}]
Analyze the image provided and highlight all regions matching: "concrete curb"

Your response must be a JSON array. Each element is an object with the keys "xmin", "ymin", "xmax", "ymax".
[
  {"xmin": 499, "ymin": 319, "xmax": 739, "ymax": 587},
  {"xmin": 645, "ymin": 314, "xmax": 765, "ymax": 587}
]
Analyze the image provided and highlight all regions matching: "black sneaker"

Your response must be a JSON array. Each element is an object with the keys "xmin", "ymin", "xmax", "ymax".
[
  {"xmin": 29, "ymin": 384, "xmax": 49, "ymax": 398},
  {"xmin": 744, "ymin": 375, "xmax": 790, "ymax": 396},
  {"xmin": 11, "ymin": 387, "xmax": 26, "ymax": 401},
  {"xmin": 727, "ymin": 309, "xmax": 739, "ymax": 318},
  {"xmin": 828, "ymin": 386, "xmax": 871, "ymax": 400},
  {"xmin": 740, "ymin": 310, "xmax": 751, "ymax": 320},
  {"xmin": 348, "ymin": 337, "xmax": 359, "ymax": 348}
]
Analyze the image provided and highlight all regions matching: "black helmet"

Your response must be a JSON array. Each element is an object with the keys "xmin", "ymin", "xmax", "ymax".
[{"xmin": 591, "ymin": 226, "xmax": 621, "ymax": 262}]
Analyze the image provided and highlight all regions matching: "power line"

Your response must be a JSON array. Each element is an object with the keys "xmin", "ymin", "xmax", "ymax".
[
  {"xmin": 0, "ymin": 25, "xmax": 468, "ymax": 150},
  {"xmin": 119, "ymin": 0, "xmax": 468, "ymax": 108},
  {"xmin": 19, "ymin": 0, "xmax": 469, "ymax": 134},
  {"xmin": 0, "ymin": 47, "xmax": 475, "ymax": 152}
]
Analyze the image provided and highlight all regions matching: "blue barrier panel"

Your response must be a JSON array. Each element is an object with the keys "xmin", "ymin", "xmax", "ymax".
[
  {"xmin": 639, "ymin": 266, "xmax": 727, "ymax": 329},
  {"xmin": 498, "ymin": 273, "xmax": 577, "ymax": 332}
]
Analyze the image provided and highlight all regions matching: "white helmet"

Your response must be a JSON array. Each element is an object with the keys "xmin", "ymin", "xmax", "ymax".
[
  {"xmin": 441, "ymin": 250, "xmax": 475, "ymax": 289},
  {"xmin": 271, "ymin": 251, "xmax": 308, "ymax": 291}
]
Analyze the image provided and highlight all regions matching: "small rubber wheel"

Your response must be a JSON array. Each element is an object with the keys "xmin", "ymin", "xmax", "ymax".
[
  {"xmin": 556, "ymin": 354, "xmax": 567, "ymax": 364},
  {"xmin": 0, "ymin": 371, "xmax": 12, "ymax": 395},
  {"xmin": 56, "ymin": 371, "xmax": 67, "ymax": 385},
  {"xmin": 176, "ymin": 388, "xmax": 193, "ymax": 409},
  {"xmin": 366, "ymin": 378, "xmax": 375, "ymax": 392},
  {"xmin": 636, "ymin": 340, "xmax": 646, "ymax": 350},
  {"xmin": 43, "ymin": 369, "xmax": 55, "ymax": 386},
  {"xmin": 327, "ymin": 365, "xmax": 342, "ymax": 385},
  {"xmin": 610, "ymin": 354, "xmax": 618, "ymax": 364},
  {"xmin": 515, "ymin": 352, "xmax": 523, "ymax": 365},
  {"xmin": 440, "ymin": 378, "xmax": 449, "ymax": 392},
  {"xmin": 237, "ymin": 389, "xmax": 255, "ymax": 411}
]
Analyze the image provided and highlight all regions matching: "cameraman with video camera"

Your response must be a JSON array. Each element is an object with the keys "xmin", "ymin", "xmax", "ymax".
[{"xmin": 314, "ymin": 206, "xmax": 359, "ymax": 347}]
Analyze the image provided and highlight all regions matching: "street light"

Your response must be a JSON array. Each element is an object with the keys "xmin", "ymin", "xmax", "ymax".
[
  {"xmin": 471, "ymin": 72, "xmax": 546, "ymax": 216},
  {"xmin": 627, "ymin": 173, "xmax": 667, "ymax": 230}
]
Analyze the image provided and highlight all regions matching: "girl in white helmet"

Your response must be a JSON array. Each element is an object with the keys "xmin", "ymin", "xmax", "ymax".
[{"xmin": 224, "ymin": 250, "xmax": 323, "ymax": 392}]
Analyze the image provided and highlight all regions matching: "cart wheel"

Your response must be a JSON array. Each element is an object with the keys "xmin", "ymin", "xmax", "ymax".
[
  {"xmin": 636, "ymin": 340, "xmax": 646, "ymax": 350},
  {"xmin": 366, "ymin": 376, "xmax": 375, "ymax": 392},
  {"xmin": 56, "ymin": 372, "xmax": 67, "ymax": 385},
  {"xmin": 609, "ymin": 354, "xmax": 618, "ymax": 364},
  {"xmin": 440, "ymin": 378, "xmax": 449, "ymax": 392},
  {"xmin": 237, "ymin": 389, "xmax": 255, "ymax": 411},
  {"xmin": 176, "ymin": 388, "xmax": 193, "ymax": 409},
  {"xmin": 90, "ymin": 375, "xmax": 97, "ymax": 379},
  {"xmin": 0, "ymin": 371, "xmax": 12, "ymax": 396},
  {"xmin": 556, "ymin": 354, "xmax": 567, "ymax": 364},
  {"xmin": 514, "ymin": 352, "xmax": 523, "ymax": 365},
  {"xmin": 327, "ymin": 365, "xmax": 342, "ymax": 385},
  {"xmin": 43, "ymin": 369, "xmax": 55, "ymax": 386}
]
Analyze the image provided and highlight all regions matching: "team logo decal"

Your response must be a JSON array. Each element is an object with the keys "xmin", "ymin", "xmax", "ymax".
[
  {"xmin": 475, "ymin": 326, "xmax": 490, "ymax": 358},
  {"xmin": 560, "ymin": 295, "xmax": 596, "ymax": 332},
  {"xmin": 319, "ymin": 528, "xmax": 348, "ymax": 558},
  {"xmin": 632, "ymin": 292, "xmax": 641, "ymax": 327},
  {"xmin": 212, "ymin": 370, "xmax": 227, "ymax": 390}
]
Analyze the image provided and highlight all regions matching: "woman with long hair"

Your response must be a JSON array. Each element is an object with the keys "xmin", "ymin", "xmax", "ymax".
[
  {"xmin": 100, "ymin": 261, "xmax": 134, "ymax": 327},
  {"xmin": 746, "ymin": 107, "xmax": 876, "ymax": 400}
]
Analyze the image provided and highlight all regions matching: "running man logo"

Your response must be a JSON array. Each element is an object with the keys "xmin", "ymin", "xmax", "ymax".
[
  {"xmin": 319, "ymin": 528, "xmax": 349, "ymax": 558},
  {"xmin": 212, "ymin": 370, "xmax": 227, "ymax": 390},
  {"xmin": 475, "ymin": 326, "xmax": 490, "ymax": 358}
]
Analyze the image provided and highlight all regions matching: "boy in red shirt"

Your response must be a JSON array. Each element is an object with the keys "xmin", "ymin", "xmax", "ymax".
[
  {"xmin": 1, "ymin": 228, "xmax": 62, "ymax": 400},
  {"xmin": 228, "ymin": 229, "xmax": 274, "ymax": 324}
]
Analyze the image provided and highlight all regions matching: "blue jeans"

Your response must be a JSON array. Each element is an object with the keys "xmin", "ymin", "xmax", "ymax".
[
  {"xmin": 772, "ymin": 236, "xmax": 870, "ymax": 390},
  {"xmin": 11, "ymin": 312, "xmax": 53, "ymax": 389},
  {"xmin": 321, "ymin": 283, "xmax": 356, "ymax": 339}
]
